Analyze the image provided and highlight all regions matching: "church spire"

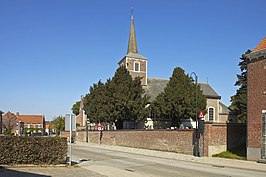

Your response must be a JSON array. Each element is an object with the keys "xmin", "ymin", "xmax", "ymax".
[{"xmin": 127, "ymin": 8, "xmax": 138, "ymax": 54}]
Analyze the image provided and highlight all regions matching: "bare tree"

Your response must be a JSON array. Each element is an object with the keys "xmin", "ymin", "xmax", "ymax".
[{"xmin": 2, "ymin": 113, "xmax": 17, "ymax": 135}]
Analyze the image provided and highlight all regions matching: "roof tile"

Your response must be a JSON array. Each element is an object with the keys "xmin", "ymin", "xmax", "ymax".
[
  {"xmin": 251, "ymin": 37, "xmax": 266, "ymax": 53},
  {"xmin": 19, "ymin": 115, "xmax": 44, "ymax": 124}
]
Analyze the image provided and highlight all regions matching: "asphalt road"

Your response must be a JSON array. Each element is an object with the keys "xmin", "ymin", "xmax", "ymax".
[{"xmin": 72, "ymin": 144, "xmax": 266, "ymax": 177}]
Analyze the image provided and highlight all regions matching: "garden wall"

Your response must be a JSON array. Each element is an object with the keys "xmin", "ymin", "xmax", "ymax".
[
  {"xmin": 76, "ymin": 130, "xmax": 195, "ymax": 155},
  {"xmin": 62, "ymin": 122, "xmax": 246, "ymax": 157}
]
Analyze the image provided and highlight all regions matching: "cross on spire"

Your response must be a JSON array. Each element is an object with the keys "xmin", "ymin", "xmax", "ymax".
[{"xmin": 127, "ymin": 7, "xmax": 138, "ymax": 54}]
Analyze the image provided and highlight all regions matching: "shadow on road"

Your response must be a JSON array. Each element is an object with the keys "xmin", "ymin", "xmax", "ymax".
[{"xmin": 0, "ymin": 166, "xmax": 50, "ymax": 177}]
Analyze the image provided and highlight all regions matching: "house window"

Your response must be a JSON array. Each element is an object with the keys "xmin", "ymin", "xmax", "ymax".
[
  {"xmin": 134, "ymin": 61, "xmax": 140, "ymax": 72},
  {"xmin": 27, "ymin": 124, "xmax": 30, "ymax": 128},
  {"xmin": 208, "ymin": 107, "xmax": 214, "ymax": 122}
]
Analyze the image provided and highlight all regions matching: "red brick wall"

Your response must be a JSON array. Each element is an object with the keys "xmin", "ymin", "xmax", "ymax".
[
  {"xmin": 247, "ymin": 59, "xmax": 266, "ymax": 148},
  {"xmin": 203, "ymin": 123, "xmax": 227, "ymax": 156},
  {"xmin": 203, "ymin": 123, "xmax": 246, "ymax": 156},
  {"xmin": 79, "ymin": 130, "xmax": 195, "ymax": 155},
  {"xmin": 69, "ymin": 123, "xmax": 246, "ymax": 156}
]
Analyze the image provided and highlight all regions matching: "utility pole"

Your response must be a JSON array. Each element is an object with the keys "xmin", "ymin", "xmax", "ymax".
[{"xmin": 190, "ymin": 72, "xmax": 198, "ymax": 157}]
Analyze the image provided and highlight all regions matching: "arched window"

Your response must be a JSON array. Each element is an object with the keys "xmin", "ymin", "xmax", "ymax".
[
  {"xmin": 208, "ymin": 107, "xmax": 215, "ymax": 122},
  {"xmin": 134, "ymin": 61, "xmax": 140, "ymax": 72}
]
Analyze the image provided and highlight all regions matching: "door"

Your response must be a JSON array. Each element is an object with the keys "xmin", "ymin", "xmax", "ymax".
[{"xmin": 262, "ymin": 110, "xmax": 266, "ymax": 159}]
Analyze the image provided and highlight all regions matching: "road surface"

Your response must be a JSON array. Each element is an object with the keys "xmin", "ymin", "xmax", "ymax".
[{"xmin": 72, "ymin": 144, "xmax": 266, "ymax": 177}]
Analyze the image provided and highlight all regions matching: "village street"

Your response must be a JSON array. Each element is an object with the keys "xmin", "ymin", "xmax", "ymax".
[{"xmin": 71, "ymin": 143, "xmax": 266, "ymax": 177}]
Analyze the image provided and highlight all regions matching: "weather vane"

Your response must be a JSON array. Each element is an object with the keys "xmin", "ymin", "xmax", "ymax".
[{"xmin": 131, "ymin": 6, "xmax": 134, "ymax": 18}]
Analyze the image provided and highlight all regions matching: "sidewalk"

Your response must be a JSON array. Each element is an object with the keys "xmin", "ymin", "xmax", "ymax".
[
  {"xmin": 0, "ymin": 165, "xmax": 105, "ymax": 177},
  {"xmin": 74, "ymin": 142, "xmax": 266, "ymax": 172}
]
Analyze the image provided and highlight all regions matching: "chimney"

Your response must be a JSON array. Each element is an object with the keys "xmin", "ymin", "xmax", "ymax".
[{"xmin": 16, "ymin": 112, "xmax": 19, "ymax": 116}]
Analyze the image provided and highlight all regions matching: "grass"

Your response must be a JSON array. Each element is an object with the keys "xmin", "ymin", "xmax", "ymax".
[{"xmin": 212, "ymin": 146, "xmax": 246, "ymax": 160}]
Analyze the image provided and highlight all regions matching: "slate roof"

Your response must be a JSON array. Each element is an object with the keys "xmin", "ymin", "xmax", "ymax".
[
  {"xmin": 143, "ymin": 78, "xmax": 221, "ymax": 102},
  {"xmin": 199, "ymin": 82, "xmax": 221, "ymax": 99},
  {"xmin": 143, "ymin": 78, "xmax": 168, "ymax": 101},
  {"xmin": 219, "ymin": 102, "xmax": 230, "ymax": 114},
  {"xmin": 126, "ymin": 52, "xmax": 147, "ymax": 60}
]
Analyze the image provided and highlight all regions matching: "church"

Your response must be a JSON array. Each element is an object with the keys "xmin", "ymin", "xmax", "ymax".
[
  {"xmin": 118, "ymin": 13, "xmax": 232, "ymax": 128},
  {"xmin": 77, "ymin": 13, "xmax": 232, "ymax": 128}
]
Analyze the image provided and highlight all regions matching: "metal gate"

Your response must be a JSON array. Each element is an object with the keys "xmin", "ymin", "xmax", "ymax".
[{"xmin": 262, "ymin": 110, "xmax": 266, "ymax": 159}]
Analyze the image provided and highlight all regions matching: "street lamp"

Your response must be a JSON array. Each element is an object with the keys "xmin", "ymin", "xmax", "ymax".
[
  {"xmin": 86, "ymin": 119, "xmax": 89, "ymax": 143},
  {"xmin": 190, "ymin": 72, "xmax": 199, "ymax": 157}
]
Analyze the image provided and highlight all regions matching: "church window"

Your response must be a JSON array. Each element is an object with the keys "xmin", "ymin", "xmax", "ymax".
[
  {"xmin": 208, "ymin": 107, "xmax": 215, "ymax": 122},
  {"xmin": 134, "ymin": 61, "xmax": 140, "ymax": 72}
]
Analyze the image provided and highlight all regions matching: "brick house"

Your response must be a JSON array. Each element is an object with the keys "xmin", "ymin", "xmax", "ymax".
[
  {"xmin": 246, "ymin": 37, "xmax": 266, "ymax": 161},
  {"xmin": 2, "ymin": 111, "xmax": 24, "ymax": 135},
  {"xmin": 16, "ymin": 112, "xmax": 45, "ymax": 134}
]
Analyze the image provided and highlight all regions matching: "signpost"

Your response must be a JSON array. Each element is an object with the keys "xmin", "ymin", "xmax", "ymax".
[
  {"xmin": 65, "ymin": 114, "xmax": 76, "ymax": 166},
  {"xmin": 198, "ymin": 111, "xmax": 204, "ymax": 157},
  {"xmin": 198, "ymin": 111, "xmax": 204, "ymax": 119}
]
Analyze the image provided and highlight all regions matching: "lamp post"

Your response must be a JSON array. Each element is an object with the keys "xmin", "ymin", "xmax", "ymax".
[
  {"xmin": 86, "ymin": 119, "xmax": 89, "ymax": 143},
  {"xmin": 190, "ymin": 72, "xmax": 198, "ymax": 157}
]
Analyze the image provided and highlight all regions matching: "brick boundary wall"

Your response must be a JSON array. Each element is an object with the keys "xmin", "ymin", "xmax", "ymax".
[
  {"xmin": 77, "ymin": 130, "xmax": 195, "ymax": 155},
  {"xmin": 203, "ymin": 122, "xmax": 246, "ymax": 157},
  {"xmin": 61, "ymin": 123, "xmax": 246, "ymax": 157}
]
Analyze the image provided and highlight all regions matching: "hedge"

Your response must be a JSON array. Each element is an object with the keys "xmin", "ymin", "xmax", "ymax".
[{"xmin": 0, "ymin": 136, "xmax": 67, "ymax": 165}]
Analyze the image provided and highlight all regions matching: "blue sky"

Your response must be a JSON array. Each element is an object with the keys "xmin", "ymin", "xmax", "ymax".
[{"xmin": 0, "ymin": 0, "xmax": 265, "ymax": 120}]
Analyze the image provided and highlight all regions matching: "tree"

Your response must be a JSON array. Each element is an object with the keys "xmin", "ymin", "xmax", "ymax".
[
  {"xmin": 53, "ymin": 116, "xmax": 65, "ymax": 136},
  {"xmin": 151, "ymin": 67, "xmax": 206, "ymax": 127},
  {"xmin": 72, "ymin": 101, "xmax": 80, "ymax": 116},
  {"xmin": 84, "ymin": 80, "xmax": 110, "ymax": 123},
  {"xmin": 230, "ymin": 50, "xmax": 251, "ymax": 123},
  {"xmin": 2, "ymin": 114, "xmax": 17, "ymax": 135},
  {"xmin": 83, "ymin": 66, "xmax": 149, "ymax": 129}
]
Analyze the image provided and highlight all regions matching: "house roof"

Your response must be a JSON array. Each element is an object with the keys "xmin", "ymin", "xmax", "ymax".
[
  {"xmin": 247, "ymin": 37, "xmax": 266, "ymax": 60},
  {"xmin": 143, "ymin": 78, "xmax": 221, "ymax": 102},
  {"xmin": 251, "ymin": 37, "xmax": 266, "ymax": 53},
  {"xmin": 199, "ymin": 82, "xmax": 221, "ymax": 99},
  {"xmin": 219, "ymin": 102, "xmax": 230, "ymax": 114},
  {"xmin": 3, "ymin": 111, "xmax": 23, "ymax": 122},
  {"xmin": 19, "ymin": 115, "xmax": 44, "ymax": 124},
  {"xmin": 0, "ymin": 110, "xmax": 4, "ymax": 114}
]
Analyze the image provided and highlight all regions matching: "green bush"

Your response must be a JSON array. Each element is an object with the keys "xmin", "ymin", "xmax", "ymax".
[{"xmin": 0, "ymin": 136, "xmax": 67, "ymax": 165}]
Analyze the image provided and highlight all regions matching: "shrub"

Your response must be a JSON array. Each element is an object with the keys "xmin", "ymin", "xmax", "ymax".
[{"xmin": 0, "ymin": 136, "xmax": 67, "ymax": 165}]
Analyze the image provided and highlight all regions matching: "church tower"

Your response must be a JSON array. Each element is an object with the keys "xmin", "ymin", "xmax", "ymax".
[{"xmin": 118, "ymin": 12, "xmax": 147, "ymax": 86}]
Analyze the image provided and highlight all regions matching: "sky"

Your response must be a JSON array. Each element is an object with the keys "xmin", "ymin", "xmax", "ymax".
[{"xmin": 0, "ymin": 0, "xmax": 265, "ymax": 121}]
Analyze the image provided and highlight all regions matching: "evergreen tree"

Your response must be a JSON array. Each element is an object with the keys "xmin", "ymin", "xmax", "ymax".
[
  {"xmin": 83, "ymin": 66, "xmax": 149, "ymax": 129},
  {"xmin": 151, "ymin": 67, "xmax": 206, "ymax": 127},
  {"xmin": 107, "ymin": 66, "xmax": 149, "ymax": 128},
  {"xmin": 71, "ymin": 101, "xmax": 80, "ymax": 116},
  {"xmin": 230, "ymin": 50, "xmax": 251, "ymax": 123},
  {"xmin": 84, "ymin": 80, "xmax": 110, "ymax": 123}
]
